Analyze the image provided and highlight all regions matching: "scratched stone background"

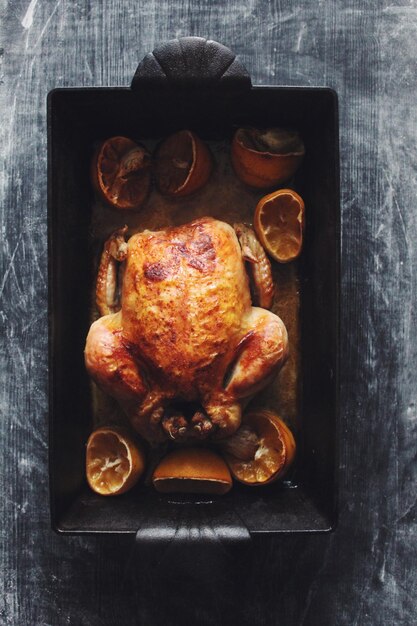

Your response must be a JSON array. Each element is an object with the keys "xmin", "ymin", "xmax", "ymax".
[{"xmin": 0, "ymin": 1, "xmax": 416, "ymax": 624}]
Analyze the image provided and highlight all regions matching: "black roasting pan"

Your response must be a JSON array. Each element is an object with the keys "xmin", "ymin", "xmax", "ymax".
[{"xmin": 48, "ymin": 37, "xmax": 340, "ymax": 543}]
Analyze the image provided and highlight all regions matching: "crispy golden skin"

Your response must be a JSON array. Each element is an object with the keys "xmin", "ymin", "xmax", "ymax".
[{"xmin": 85, "ymin": 217, "xmax": 288, "ymax": 443}]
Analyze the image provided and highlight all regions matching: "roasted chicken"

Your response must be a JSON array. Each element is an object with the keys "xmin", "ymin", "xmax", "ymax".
[{"xmin": 85, "ymin": 217, "xmax": 288, "ymax": 443}]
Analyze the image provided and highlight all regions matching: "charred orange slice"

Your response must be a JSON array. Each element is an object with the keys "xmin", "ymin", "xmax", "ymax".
[
  {"xmin": 154, "ymin": 130, "xmax": 212, "ymax": 197},
  {"xmin": 231, "ymin": 127, "xmax": 305, "ymax": 188},
  {"xmin": 220, "ymin": 411, "xmax": 296, "ymax": 486},
  {"xmin": 86, "ymin": 426, "xmax": 145, "ymax": 495},
  {"xmin": 91, "ymin": 136, "xmax": 151, "ymax": 210},
  {"xmin": 152, "ymin": 447, "xmax": 232, "ymax": 495},
  {"xmin": 254, "ymin": 188, "xmax": 305, "ymax": 263}
]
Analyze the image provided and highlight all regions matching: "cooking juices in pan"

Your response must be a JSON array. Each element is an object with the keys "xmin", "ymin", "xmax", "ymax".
[{"xmin": 85, "ymin": 128, "xmax": 304, "ymax": 497}]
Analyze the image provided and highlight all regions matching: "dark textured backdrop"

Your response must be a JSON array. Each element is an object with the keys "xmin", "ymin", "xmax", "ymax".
[{"xmin": 1, "ymin": 1, "xmax": 416, "ymax": 624}]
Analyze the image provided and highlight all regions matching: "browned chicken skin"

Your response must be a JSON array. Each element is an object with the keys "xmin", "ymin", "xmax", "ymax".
[{"xmin": 85, "ymin": 217, "xmax": 288, "ymax": 444}]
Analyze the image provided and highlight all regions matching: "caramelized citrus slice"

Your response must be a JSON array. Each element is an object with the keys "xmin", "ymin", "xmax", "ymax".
[
  {"xmin": 152, "ymin": 447, "xmax": 232, "ymax": 495},
  {"xmin": 154, "ymin": 130, "xmax": 212, "ymax": 197},
  {"xmin": 220, "ymin": 411, "xmax": 296, "ymax": 486},
  {"xmin": 92, "ymin": 136, "xmax": 151, "ymax": 210},
  {"xmin": 231, "ymin": 127, "xmax": 305, "ymax": 188},
  {"xmin": 86, "ymin": 426, "xmax": 145, "ymax": 495},
  {"xmin": 254, "ymin": 189, "xmax": 305, "ymax": 263}
]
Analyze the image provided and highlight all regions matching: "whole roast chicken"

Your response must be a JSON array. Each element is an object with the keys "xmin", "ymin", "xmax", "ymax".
[{"xmin": 85, "ymin": 217, "xmax": 288, "ymax": 443}]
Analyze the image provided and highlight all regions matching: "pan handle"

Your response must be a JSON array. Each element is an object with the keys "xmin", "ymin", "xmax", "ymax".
[
  {"xmin": 131, "ymin": 36, "xmax": 252, "ymax": 91},
  {"xmin": 131, "ymin": 501, "xmax": 251, "ymax": 584},
  {"xmin": 135, "ymin": 503, "xmax": 251, "ymax": 546}
]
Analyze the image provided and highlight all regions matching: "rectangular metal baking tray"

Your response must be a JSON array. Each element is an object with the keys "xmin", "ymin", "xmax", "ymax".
[{"xmin": 48, "ymin": 37, "xmax": 339, "ymax": 540}]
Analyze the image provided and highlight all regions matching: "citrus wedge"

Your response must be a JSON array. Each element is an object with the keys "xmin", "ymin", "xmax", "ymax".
[
  {"xmin": 154, "ymin": 130, "xmax": 212, "ymax": 197},
  {"xmin": 231, "ymin": 127, "xmax": 305, "ymax": 188},
  {"xmin": 254, "ymin": 188, "xmax": 305, "ymax": 263},
  {"xmin": 152, "ymin": 447, "xmax": 232, "ymax": 495},
  {"xmin": 91, "ymin": 136, "xmax": 151, "ymax": 210},
  {"xmin": 86, "ymin": 426, "xmax": 145, "ymax": 496},
  {"xmin": 220, "ymin": 410, "xmax": 296, "ymax": 486}
]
